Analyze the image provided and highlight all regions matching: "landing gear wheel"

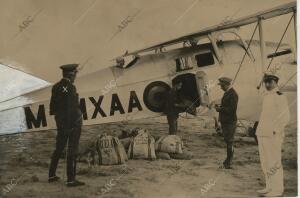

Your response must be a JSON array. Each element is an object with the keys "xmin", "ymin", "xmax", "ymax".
[
  {"xmin": 248, "ymin": 121, "xmax": 259, "ymax": 145},
  {"xmin": 143, "ymin": 81, "xmax": 171, "ymax": 112}
]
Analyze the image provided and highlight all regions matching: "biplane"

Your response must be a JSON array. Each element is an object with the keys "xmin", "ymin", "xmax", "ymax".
[{"xmin": 0, "ymin": 2, "xmax": 297, "ymax": 134}]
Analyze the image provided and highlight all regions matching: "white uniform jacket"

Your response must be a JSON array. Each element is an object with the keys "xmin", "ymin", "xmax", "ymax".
[{"xmin": 256, "ymin": 88, "xmax": 290, "ymax": 137}]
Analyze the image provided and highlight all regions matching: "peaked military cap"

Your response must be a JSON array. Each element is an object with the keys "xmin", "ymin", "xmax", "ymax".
[
  {"xmin": 263, "ymin": 73, "xmax": 279, "ymax": 83},
  {"xmin": 60, "ymin": 64, "xmax": 79, "ymax": 73},
  {"xmin": 218, "ymin": 77, "xmax": 232, "ymax": 85}
]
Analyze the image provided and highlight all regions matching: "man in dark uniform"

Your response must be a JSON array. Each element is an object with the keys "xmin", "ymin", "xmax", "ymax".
[
  {"xmin": 163, "ymin": 82, "xmax": 183, "ymax": 135},
  {"xmin": 48, "ymin": 64, "xmax": 85, "ymax": 187},
  {"xmin": 215, "ymin": 77, "xmax": 238, "ymax": 169}
]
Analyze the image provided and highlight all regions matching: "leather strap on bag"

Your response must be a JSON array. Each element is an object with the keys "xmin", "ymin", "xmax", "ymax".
[
  {"xmin": 96, "ymin": 138, "xmax": 102, "ymax": 165},
  {"xmin": 129, "ymin": 137, "xmax": 134, "ymax": 159},
  {"xmin": 112, "ymin": 137, "xmax": 122, "ymax": 164},
  {"xmin": 158, "ymin": 136, "xmax": 167, "ymax": 151},
  {"xmin": 147, "ymin": 134, "xmax": 152, "ymax": 159},
  {"xmin": 175, "ymin": 142, "xmax": 179, "ymax": 153}
]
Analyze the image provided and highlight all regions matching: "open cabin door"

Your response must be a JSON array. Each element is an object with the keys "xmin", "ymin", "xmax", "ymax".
[{"xmin": 195, "ymin": 71, "xmax": 210, "ymax": 106}]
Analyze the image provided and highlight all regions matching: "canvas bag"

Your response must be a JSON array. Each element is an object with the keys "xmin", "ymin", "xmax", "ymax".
[
  {"xmin": 96, "ymin": 134, "xmax": 128, "ymax": 165},
  {"xmin": 155, "ymin": 135, "xmax": 183, "ymax": 154},
  {"xmin": 127, "ymin": 129, "xmax": 156, "ymax": 160}
]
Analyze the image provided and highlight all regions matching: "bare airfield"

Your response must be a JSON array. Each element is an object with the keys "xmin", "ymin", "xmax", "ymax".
[{"xmin": 0, "ymin": 115, "xmax": 297, "ymax": 198}]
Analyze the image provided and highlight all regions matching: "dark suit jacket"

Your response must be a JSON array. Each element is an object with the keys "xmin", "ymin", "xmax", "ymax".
[
  {"xmin": 50, "ymin": 78, "xmax": 82, "ymax": 129},
  {"xmin": 218, "ymin": 88, "xmax": 238, "ymax": 124}
]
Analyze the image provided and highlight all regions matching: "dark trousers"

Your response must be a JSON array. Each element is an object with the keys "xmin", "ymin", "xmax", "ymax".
[
  {"xmin": 221, "ymin": 121, "xmax": 237, "ymax": 163},
  {"xmin": 49, "ymin": 125, "xmax": 81, "ymax": 182},
  {"xmin": 221, "ymin": 121, "xmax": 237, "ymax": 144},
  {"xmin": 167, "ymin": 115, "xmax": 178, "ymax": 135}
]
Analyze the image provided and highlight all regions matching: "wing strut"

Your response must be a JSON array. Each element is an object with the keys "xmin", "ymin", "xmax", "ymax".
[
  {"xmin": 258, "ymin": 17, "xmax": 266, "ymax": 78},
  {"xmin": 293, "ymin": 9, "xmax": 297, "ymax": 59},
  {"xmin": 257, "ymin": 13, "xmax": 295, "ymax": 89}
]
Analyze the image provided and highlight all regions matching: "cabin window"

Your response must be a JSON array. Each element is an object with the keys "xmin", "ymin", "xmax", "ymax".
[
  {"xmin": 175, "ymin": 57, "xmax": 193, "ymax": 72},
  {"xmin": 195, "ymin": 52, "xmax": 215, "ymax": 67}
]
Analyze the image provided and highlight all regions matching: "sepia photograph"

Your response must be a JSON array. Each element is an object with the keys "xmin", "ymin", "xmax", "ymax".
[{"xmin": 0, "ymin": 0, "xmax": 297, "ymax": 197}]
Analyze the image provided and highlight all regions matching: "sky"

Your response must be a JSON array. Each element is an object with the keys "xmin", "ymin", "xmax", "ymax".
[{"xmin": 0, "ymin": 0, "xmax": 296, "ymax": 102}]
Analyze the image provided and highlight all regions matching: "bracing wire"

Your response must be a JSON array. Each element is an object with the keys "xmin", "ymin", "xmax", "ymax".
[
  {"xmin": 279, "ymin": 72, "xmax": 297, "ymax": 89},
  {"xmin": 232, "ymin": 23, "xmax": 259, "ymax": 85},
  {"xmin": 266, "ymin": 13, "xmax": 295, "ymax": 71},
  {"xmin": 257, "ymin": 13, "xmax": 295, "ymax": 89}
]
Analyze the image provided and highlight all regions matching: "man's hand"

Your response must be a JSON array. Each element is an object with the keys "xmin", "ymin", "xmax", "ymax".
[
  {"xmin": 174, "ymin": 103, "xmax": 180, "ymax": 107},
  {"xmin": 214, "ymin": 104, "xmax": 222, "ymax": 112}
]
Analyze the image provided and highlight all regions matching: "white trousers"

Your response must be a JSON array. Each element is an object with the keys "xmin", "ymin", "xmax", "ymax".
[{"xmin": 258, "ymin": 134, "xmax": 284, "ymax": 194}]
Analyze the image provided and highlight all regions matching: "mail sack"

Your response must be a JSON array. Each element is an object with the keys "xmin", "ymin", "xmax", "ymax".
[
  {"xmin": 96, "ymin": 134, "xmax": 128, "ymax": 165},
  {"xmin": 127, "ymin": 129, "xmax": 156, "ymax": 160},
  {"xmin": 155, "ymin": 135, "xmax": 183, "ymax": 154}
]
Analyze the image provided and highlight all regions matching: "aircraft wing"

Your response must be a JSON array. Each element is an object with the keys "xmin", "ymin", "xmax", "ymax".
[{"xmin": 125, "ymin": 1, "xmax": 296, "ymax": 56}]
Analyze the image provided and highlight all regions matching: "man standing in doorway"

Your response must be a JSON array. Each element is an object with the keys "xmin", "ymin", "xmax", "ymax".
[
  {"xmin": 215, "ymin": 77, "xmax": 238, "ymax": 169},
  {"xmin": 48, "ymin": 64, "xmax": 85, "ymax": 187},
  {"xmin": 256, "ymin": 74, "xmax": 290, "ymax": 197},
  {"xmin": 163, "ymin": 81, "xmax": 183, "ymax": 135}
]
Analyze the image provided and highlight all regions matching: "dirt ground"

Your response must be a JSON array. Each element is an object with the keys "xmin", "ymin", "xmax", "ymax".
[{"xmin": 0, "ymin": 116, "xmax": 297, "ymax": 198}]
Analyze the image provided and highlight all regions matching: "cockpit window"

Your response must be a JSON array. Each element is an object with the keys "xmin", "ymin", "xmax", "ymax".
[
  {"xmin": 195, "ymin": 52, "xmax": 214, "ymax": 67},
  {"xmin": 175, "ymin": 57, "xmax": 193, "ymax": 72}
]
